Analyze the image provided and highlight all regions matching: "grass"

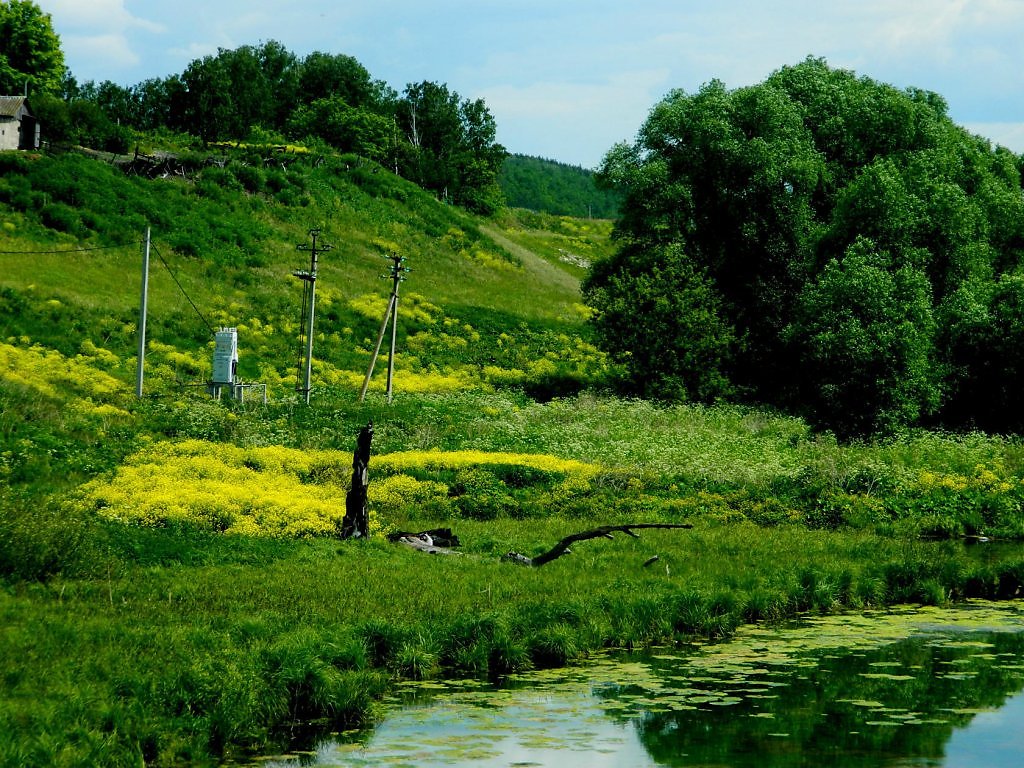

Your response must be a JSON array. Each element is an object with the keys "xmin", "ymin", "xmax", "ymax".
[
  {"xmin": 5, "ymin": 144, "xmax": 1024, "ymax": 766},
  {"xmin": 3, "ymin": 516, "xmax": 1024, "ymax": 766}
]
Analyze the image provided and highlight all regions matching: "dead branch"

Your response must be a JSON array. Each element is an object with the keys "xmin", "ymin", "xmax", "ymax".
[{"xmin": 503, "ymin": 523, "xmax": 693, "ymax": 567}]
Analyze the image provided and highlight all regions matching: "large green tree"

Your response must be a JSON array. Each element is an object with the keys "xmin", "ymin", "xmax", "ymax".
[
  {"xmin": 396, "ymin": 81, "xmax": 506, "ymax": 213},
  {"xmin": 0, "ymin": 0, "xmax": 64, "ymax": 95},
  {"xmin": 588, "ymin": 57, "xmax": 1024, "ymax": 435},
  {"xmin": 583, "ymin": 242, "xmax": 736, "ymax": 401},
  {"xmin": 786, "ymin": 238, "xmax": 941, "ymax": 436}
]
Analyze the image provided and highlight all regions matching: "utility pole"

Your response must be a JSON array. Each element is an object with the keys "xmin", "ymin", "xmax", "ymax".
[
  {"xmin": 136, "ymin": 227, "xmax": 150, "ymax": 399},
  {"xmin": 359, "ymin": 252, "xmax": 410, "ymax": 403},
  {"xmin": 293, "ymin": 228, "xmax": 332, "ymax": 405}
]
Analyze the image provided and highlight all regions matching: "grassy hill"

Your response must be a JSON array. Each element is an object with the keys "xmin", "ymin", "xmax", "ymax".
[
  {"xmin": 4, "ymin": 145, "xmax": 1024, "ymax": 767},
  {"xmin": 0, "ymin": 147, "xmax": 614, "ymax": 402}
]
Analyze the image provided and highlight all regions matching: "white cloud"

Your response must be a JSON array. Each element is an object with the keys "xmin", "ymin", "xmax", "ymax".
[
  {"xmin": 166, "ymin": 42, "xmax": 224, "ymax": 63},
  {"xmin": 38, "ymin": 0, "xmax": 164, "ymax": 80},
  {"xmin": 64, "ymin": 33, "xmax": 141, "ymax": 71},
  {"xmin": 41, "ymin": 0, "xmax": 163, "ymax": 33},
  {"xmin": 962, "ymin": 122, "xmax": 1024, "ymax": 154},
  {"xmin": 481, "ymin": 70, "xmax": 669, "ymax": 166}
]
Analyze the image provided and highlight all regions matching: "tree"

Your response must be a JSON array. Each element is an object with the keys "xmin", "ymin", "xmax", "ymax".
[
  {"xmin": 396, "ymin": 81, "xmax": 506, "ymax": 213},
  {"xmin": 287, "ymin": 96, "xmax": 393, "ymax": 161},
  {"xmin": 178, "ymin": 42, "xmax": 300, "ymax": 142},
  {"xmin": 589, "ymin": 57, "xmax": 1024, "ymax": 435},
  {"xmin": 0, "ymin": 0, "xmax": 64, "ymax": 95},
  {"xmin": 582, "ymin": 242, "xmax": 735, "ymax": 401},
  {"xmin": 786, "ymin": 238, "xmax": 941, "ymax": 436},
  {"xmin": 297, "ymin": 51, "xmax": 393, "ymax": 113}
]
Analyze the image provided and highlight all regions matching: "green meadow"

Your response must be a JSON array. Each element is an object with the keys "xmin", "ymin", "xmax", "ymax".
[{"xmin": 4, "ymin": 148, "xmax": 1024, "ymax": 767}]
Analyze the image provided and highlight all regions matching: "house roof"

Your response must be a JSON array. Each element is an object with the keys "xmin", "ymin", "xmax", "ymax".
[{"xmin": 0, "ymin": 96, "xmax": 28, "ymax": 118}]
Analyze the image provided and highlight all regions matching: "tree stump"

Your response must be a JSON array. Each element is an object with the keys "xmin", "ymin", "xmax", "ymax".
[{"xmin": 340, "ymin": 421, "xmax": 373, "ymax": 538}]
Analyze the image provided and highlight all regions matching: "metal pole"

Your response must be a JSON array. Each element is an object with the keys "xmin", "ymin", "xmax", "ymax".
[
  {"xmin": 135, "ymin": 227, "xmax": 150, "ymax": 399},
  {"xmin": 386, "ymin": 268, "xmax": 401, "ymax": 403},
  {"xmin": 302, "ymin": 248, "xmax": 317, "ymax": 405}
]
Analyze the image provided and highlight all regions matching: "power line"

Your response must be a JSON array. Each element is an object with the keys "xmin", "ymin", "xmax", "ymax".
[
  {"xmin": 1, "ymin": 235, "xmax": 214, "ymax": 334},
  {"xmin": 0, "ymin": 242, "xmax": 140, "ymax": 254},
  {"xmin": 150, "ymin": 243, "xmax": 215, "ymax": 335}
]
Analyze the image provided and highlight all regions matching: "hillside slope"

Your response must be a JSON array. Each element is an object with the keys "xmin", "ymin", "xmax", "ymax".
[{"xmin": 0, "ymin": 148, "xmax": 611, "ymax": 404}]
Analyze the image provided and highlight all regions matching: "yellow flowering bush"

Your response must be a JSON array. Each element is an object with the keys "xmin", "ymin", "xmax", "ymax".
[
  {"xmin": 892, "ymin": 463, "xmax": 1024, "ymax": 538},
  {"xmin": 76, "ymin": 443, "xmax": 611, "ymax": 535},
  {"xmin": 321, "ymin": 367, "xmax": 474, "ymax": 394},
  {"xmin": 0, "ymin": 341, "xmax": 126, "ymax": 402},
  {"xmin": 76, "ymin": 440, "xmax": 386, "ymax": 538},
  {"xmin": 368, "ymin": 474, "xmax": 451, "ymax": 518}
]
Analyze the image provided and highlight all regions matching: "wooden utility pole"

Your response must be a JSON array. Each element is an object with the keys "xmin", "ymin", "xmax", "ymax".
[
  {"xmin": 293, "ymin": 228, "xmax": 332, "ymax": 405},
  {"xmin": 359, "ymin": 253, "xmax": 410, "ymax": 403},
  {"xmin": 135, "ymin": 227, "xmax": 151, "ymax": 399}
]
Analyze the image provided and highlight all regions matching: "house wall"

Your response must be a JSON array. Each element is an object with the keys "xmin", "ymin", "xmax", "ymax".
[{"xmin": 0, "ymin": 117, "xmax": 20, "ymax": 151}]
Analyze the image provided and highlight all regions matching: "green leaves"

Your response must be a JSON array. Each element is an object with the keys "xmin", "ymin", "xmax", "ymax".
[
  {"xmin": 0, "ymin": 0, "xmax": 64, "ymax": 95},
  {"xmin": 788, "ymin": 239, "xmax": 941, "ymax": 436},
  {"xmin": 583, "ymin": 242, "xmax": 736, "ymax": 402},
  {"xmin": 590, "ymin": 57, "xmax": 1024, "ymax": 436}
]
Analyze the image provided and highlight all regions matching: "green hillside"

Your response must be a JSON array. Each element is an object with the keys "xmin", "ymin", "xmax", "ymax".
[
  {"xmin": 499, "ymin": 153, "xmax": 621, "ymax": 218},
  {"xmin": 0, "ymin": 148, "xmax": 613, "ymax": 406}
]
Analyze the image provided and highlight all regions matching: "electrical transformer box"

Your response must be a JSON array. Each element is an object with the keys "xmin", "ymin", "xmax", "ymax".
[{"xmin": 212, "ymin": 328, "xmax": 238, "ymax": 385}]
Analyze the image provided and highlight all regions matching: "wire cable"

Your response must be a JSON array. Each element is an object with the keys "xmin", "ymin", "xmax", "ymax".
[
  {"xmin": 150, "ymin": 243, "xmax": 216, "ymax": 335},
  {"xmin": 0, "ymin": 242, "xmax": 140, "ymax": 254}
]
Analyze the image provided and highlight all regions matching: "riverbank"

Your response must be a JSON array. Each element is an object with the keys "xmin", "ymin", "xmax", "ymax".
[{"xmin": 3, "ymin": 518, "xmax": 1024, "ymax": 766}]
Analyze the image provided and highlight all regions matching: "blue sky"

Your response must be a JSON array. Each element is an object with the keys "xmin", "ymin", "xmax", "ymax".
[{"xmin": 35, "ymin": 0, "xmax": 1024, "ymax": 168}]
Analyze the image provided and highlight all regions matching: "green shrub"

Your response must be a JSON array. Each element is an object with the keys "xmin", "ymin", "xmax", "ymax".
[
  {"xmin": 0, "ymin": 495, "xmax": 98, "ymax": 580},
  {"xmin": 232, "ymin": 164, "xmax": 265, "ymax": 194},
  {"xmin": 39, "ymin": 202, "xmax": 85, "ymax": 236}
]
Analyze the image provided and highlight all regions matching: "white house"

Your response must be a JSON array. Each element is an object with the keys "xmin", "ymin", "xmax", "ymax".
[{"xmin": 0, "ymin": 96, "xmax": 39, "ymax": 151}]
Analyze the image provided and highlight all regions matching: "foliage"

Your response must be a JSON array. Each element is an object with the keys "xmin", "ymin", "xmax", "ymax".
[
  {"xmin": 6, "ymin": 78, "xmax": 1024, "ymax": 767},
  {"xmin": 590, "ymin": 57, "xmax": 1024, "ymax": 435},
  {"xmin": 787, "ymin": 238, "xmax": 942, "ymax": 436},
  {"xmin": 56, "ymin": 41, "xmax": 507, "ymax": 215},
  {"xmin": 583, "ymin": 240, "xmax": 736, "ymax": 401},
  {"xmin": 75, "ymin": 440, "xmax": 386, "ymax": 538},
  {"xmin": 0, "ymin": 0, "xmax": 64, "ymax": 95},
  {"xmin": 395, "ymin": 80, "xmax": 507, "ymax": 213},
  {"xmin": 499, "ymin": 154, "xmax": 620, "ymax": 218}
]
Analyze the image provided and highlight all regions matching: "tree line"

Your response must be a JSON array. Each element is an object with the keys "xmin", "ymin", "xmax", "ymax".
[
  {"xmin": 585, "ymin": 57, "xmax": 1024, "ymax": 437},
  {"xmin": 499, "ymin": 154, "xmax": 621, "ymax": 218},
  {"xmin": 0, "ymin": 0, "xmax": 507, "ymax": 215},
  {"xmin": 61, "ymin": 42, "xmax": 504, "ymax": 213}
]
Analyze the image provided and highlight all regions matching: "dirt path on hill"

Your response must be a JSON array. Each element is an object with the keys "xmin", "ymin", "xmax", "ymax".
[{"xmin": 479, "ymin": 224, "xmax": 581, "ymax": 295}]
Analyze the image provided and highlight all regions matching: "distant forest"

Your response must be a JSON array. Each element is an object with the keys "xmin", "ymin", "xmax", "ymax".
[{"xmin": 499, "ymin": 154, "xmax": 620, "ymax": 219}]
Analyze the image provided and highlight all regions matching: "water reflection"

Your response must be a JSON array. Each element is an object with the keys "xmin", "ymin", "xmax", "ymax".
[{"xmin": 260, "ymin": 601, "xmax": 1024, "ymax": 767}]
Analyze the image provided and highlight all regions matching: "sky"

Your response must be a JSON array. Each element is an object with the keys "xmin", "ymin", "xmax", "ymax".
[{"xmin": 33, "ymin": 0, "xmax": 1024, "ymax": 169}]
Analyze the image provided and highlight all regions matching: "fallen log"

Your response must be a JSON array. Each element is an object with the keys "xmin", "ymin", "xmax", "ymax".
[
  {"xmin": 386, "ymin": 528, "xmax": 461, "ymax": 548},
  {"xmin": 388, "ymin": 528, "xmax": 462, "ymax": 556},
  {"xmin": 504, "ymin": 523, "xmax": 693, "ymax": 567}
]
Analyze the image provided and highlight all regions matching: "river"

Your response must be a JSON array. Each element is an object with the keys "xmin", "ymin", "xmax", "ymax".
[{"xmin": 255, "ymin": 600, "xmax": 1024, "ymax": 767}]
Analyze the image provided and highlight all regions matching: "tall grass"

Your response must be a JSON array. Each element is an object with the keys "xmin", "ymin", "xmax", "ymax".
[{"xmin": 3, "ymin": 519, "xmax": 1024, "ymax": 766}]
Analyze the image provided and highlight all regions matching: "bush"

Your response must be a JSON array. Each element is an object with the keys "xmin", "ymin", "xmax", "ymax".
[
  {"xmin": 0, "ymin": 495, "xmax": 98, "ymax": 580},
  {"xmin": 40, "ymin": 202, "xmax": 85, "ymax": 236},
  {"xmin": 232, "ymin": 164, "xmax": 265, "ymax": 194}
]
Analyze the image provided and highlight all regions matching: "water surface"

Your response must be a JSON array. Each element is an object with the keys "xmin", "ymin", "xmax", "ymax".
[{"xmin": 259, "ymin": 601, "xmax": 1024, "ymax": 767}]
